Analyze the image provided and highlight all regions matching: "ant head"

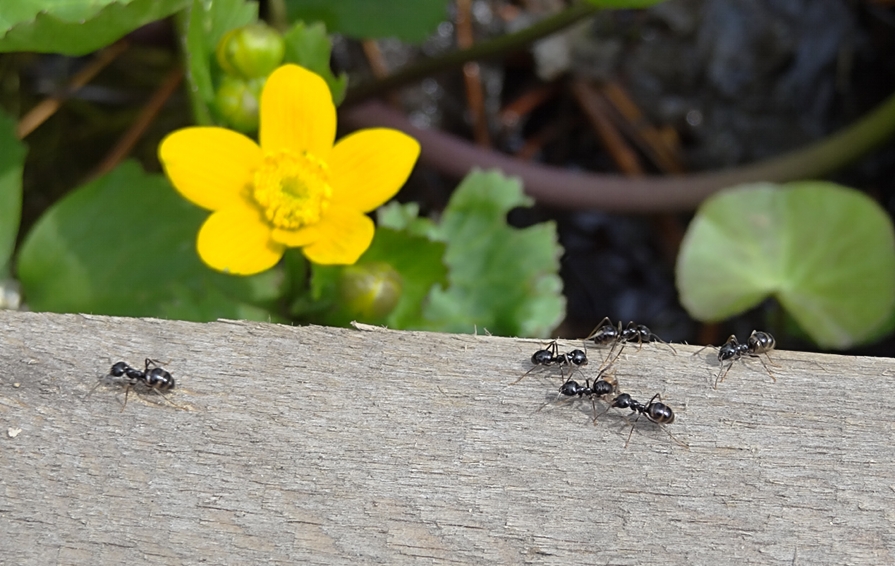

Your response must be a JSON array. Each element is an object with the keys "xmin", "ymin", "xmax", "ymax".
[
  {"xmin": 568, "ymin": 349, "xmax": 588, "ymax": 367},
  {"xmin": 110, "ymin": 362, "xmax": 129, "ymax": 377},
  {"xmin": 591, "ymin": 378, "xmax": 616, "ymax": 397},
  {"xmin": 611, "ymin": 393, "xmax": 634, "ymax": 409},
  {"xmin": 718, "ymin": 335, "xmax": 741, "ymax": 360}
]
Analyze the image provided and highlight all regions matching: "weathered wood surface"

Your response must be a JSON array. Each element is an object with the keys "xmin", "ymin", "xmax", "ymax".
[{"xmin": 1, "ymin": 311, "xmax": 894, "ymax": 565}]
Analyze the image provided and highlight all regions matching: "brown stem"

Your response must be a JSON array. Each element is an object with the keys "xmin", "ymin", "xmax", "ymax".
[
  {"xmin": 340, "ymin": 90, "xmax": 895, "ymax": 213},
  {"xmin": 87, "ymin": 67, "xmax": 184, "ymax": 182},
  {"xmin": 16, "ymin": 41, "xmax": 130, "ymax": 139}
]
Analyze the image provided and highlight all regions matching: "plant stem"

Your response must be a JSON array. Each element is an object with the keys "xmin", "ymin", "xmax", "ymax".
[
  {"xmin": 341, "ymin": 88, "xmax": 895, "ymax": 213},
  {"xmin": 343, "ymin": 2, "xmax": 599, "ymax": 105}
]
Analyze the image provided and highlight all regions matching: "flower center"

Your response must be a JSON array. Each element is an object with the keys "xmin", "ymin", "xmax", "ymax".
[{"xmin": 252, "ymin": 150, "xmax": 332, "ymax": 230}]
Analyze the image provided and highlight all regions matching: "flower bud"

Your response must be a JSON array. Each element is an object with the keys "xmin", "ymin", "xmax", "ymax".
[
  {"xmin": 338, "ymin": 262, "xmax": 403, "ymax": 320},
  {"xmin": 214, "ymin": 75, "xmax": 264, "ymax": 133},
  {"xmin": 216, "ymin": 23, "xmax": 286, "ymax": 79}
]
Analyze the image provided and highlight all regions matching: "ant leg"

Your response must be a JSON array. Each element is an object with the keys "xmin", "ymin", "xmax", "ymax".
[
  {"xmin": 623, "ymin": 322, "xmax": 645, "ymax": 352},
  {"xmin": 658, "ymin": 424, "xmax": 689, "ymax": 449},
  {"xmin": 599, "ymin": 342, "xmax": 625, "ymax": 376},
  {"xmin": 511, "ymin": 340, "xmax": 557, "ymax": 385},
  {"xmin": 647, "ymin": 394, "xmax": 689, "ymax": 449},
  {"xmin": 714, "ymin": 361, "xmax": 734, "ymax": 389},
  {"xmin": 623, "ymin": 412, "xmax": 642, "ymax": 449},
  {"xmin": 591, "ymin": 397, "xmax": 617, "ymax": 424},
  {"xmin": 120, "ymin": 384, "xmax": 132, "ymax": 412},
  {"xmin": 548, "ymin": 339, "xmax": 560, "ymax": 356},
  {"xmin": 84, "ymin": 378, "xmax": 105, "ymax": 399},
  {"xmin": 652, "ymin": 334, "xmax": 677, "ymax": 355},
  {"xmin": 584, "ymin": 317, "xmax": 614, "ymax": 342},
  {"xmin": 630, "ymin": 394, "xmax": 689, "ymax": 449},
  {"xmin": 511, "ymin": 365, "xmax": 541, "ymax": 385},
  {"xmin": 153, "ymin": 388, "xmax": 187, "ymax": 410},
  {"xmin": 624, "ymin": 416, "xmax": 689, "ymax": 449},
  {"xmin": 691, "ymin": 343, "xmax": 716, "ymax": 357},
  {"xmin": 535, "ymin": 385, "xmax": 579, "ymax": 414},
  {"xmin": 752, "ymin": 353, "xmax": 778, "ymax": 383}
]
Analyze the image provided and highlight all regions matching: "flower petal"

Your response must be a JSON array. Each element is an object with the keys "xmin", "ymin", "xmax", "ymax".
[
  {"xmin": 197, "ymin": 205, "xmax": 285, "ymax": 275},
  {"xmin": 301, "ymin": 206, "xmax": 374, "ymax": 265},
  {"xmin": 271, "ymin": 224, "xmax": 321, "ymax": 247},
  {"xmin": 260, "ymin": 65, "xmax": 336, "ymax": 159},
  {"xmin": 329, "ymin": 129, "xmax": 421, "ymax": 213},
  {"xmin": 159, "ymin": 127, "xmax": 262, "ymax": 211}
]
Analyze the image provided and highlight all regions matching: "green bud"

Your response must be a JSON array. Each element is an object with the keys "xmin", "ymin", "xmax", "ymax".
[
  {"xmin": 338, "ymin": 262, "xmax": 403, "ymax": 321},
  {"xmin": 216, "ymin": 23, "xmax": 286, "ymax": 79},
  {"xmin": 214, "ymin": 75, "xmax": 264, "ymax": 133}
]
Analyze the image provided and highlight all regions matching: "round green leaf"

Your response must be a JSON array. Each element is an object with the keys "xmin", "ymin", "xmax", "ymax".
[{"xmin": 676, "ymin": 181, "xmax": 895, "ymax": 348}]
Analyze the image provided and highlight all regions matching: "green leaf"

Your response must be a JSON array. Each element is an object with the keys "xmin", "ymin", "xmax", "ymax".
[
  {"xmin": 181, "ymin": 0, "xmax": 258, "ymax": 125},
  {"xmin": 676, "ymin": 181, "xmax": 895, "ymax": 349},
  {"xmin": 582, "ymin": 0, "xmax": 669, "ymax": 7},
  {"xmin": 17, "ymin": 161, "xmax": 283, "ymax": 321},
  {"xmin": 308, "ymin": 223, "xmax": 447, "ymax": 328},
  {"xmin": 282, "ymin": 21, "xmax": 347, "ymax": 104},
  {"xmin": 284, "ymin": 0, "xmax": 448, "ymax": 42},
  {"xmin": 0, "ymin": 0, "xmax": 189, "ymax": 55},
  {"xmin": 423, "ymin": 169, "xmax": 565, "ymax": 337},
  {"xmin": 0, "ymin": 110, "xmax": 27, "ymax": 275},
  {"xmin": 377, "ymin": 201, "xmax": 438, "ymax": 239}
]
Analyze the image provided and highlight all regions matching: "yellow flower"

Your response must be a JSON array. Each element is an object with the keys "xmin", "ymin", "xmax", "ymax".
[{"xmin": 158, "ymin": 64, "xmax": 420, "ymax": 274}]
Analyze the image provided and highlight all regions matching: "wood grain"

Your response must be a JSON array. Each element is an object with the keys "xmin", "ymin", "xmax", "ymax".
[{"xmin": 1, "ymin": 311, "xmax": 894, "ymax": 565}]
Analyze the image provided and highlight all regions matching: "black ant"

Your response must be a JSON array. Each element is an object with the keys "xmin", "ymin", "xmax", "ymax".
[
  {"xmin": 87, "ymin": 359, "xmax": 179, "ymax": 411},
  {"xmin": 552, "ymin": 375, "xmax": 619, "ymax": 421},
  {"xmin": 587, "ymin": 317, "xmax": 625, "ymax": 346},
  {"xmin": 537, "ymin": 344, "xmax": 624, "ymax": 418},
  {"xmin": 512, "ymin": 340, "xmax": 588, "ymax": 384},
  {"xmin": 696, "ymin": 330, "xmax": 777, "ymax": 388},
  {"xmin": 603, "ymin": 392, "xmax": 686, "ymax": 449},
  {"xmin": 585, "ymin": 317, "xmax": 676, "ymax": 354}
]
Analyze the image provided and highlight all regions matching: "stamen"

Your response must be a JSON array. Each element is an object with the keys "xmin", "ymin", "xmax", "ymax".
[{"xmin": 252, "ymin": 150, "xmax": 332, "ymax": 229}]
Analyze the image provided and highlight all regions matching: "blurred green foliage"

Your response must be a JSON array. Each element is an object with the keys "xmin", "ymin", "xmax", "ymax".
[
  {"xmin": 284, "ymin": 0, "xmax": 449, "ymax": 42},
  {"xmin": 2, "ymin": 0, "xmax": 584, "ymax": 336},
  {"xmin": 0, "ymin": 113, "xmax": 26, "ymax": 276},
  {"xmin": 417, "ymin": 170, "xmax": 564, "ymax": 337},
  {"xmin": 17, "ymin": 161, "xmax": 284, "ymax": 321},
  {"xmin": 0, "ymin": 0, "xmax": 188, "ymax": 55}
]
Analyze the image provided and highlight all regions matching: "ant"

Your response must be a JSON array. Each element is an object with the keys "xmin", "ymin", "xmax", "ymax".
[
  {"xmin": 602, "ymin": 392, "xmax": 687, "ymax": 449},
  {"xmin": 537, "ymin": 344, "xmax": 624, "ymax": 418},
  {"xmin": 87, "ymin": 359, "xmax": 179, "ymax": 411},
  {"xmin": 553, "ymin": 375, "xmax": 619, "ymax": 421},
  {"xmin": 696, "ymin": 330, "xmax": 777, "ymax": 388},
  {"xmin": 512, "ymin": 340, "xmax": 588, "ymax": 385},
  {"xmin": 585, "ymin": 317, "xmax": 676, "ymax": 354}
]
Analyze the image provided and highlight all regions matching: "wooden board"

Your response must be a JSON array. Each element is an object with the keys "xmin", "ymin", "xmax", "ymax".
[{"xmin": 1, "ymin": 311, "xmax": 894, "ymax": 564}]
